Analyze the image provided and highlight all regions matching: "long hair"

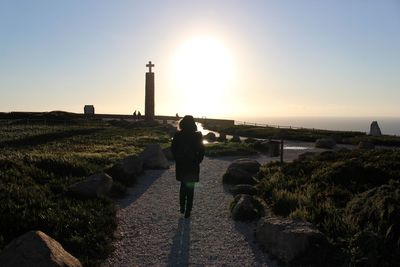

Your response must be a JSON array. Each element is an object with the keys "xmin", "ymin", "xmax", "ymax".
[{"xmin": 178, "ymin": 115, "xmax": 197, "ymax": 132}]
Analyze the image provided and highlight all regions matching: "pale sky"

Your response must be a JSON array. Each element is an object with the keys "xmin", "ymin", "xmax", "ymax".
[{"xmin": 1, "ymin": 0, "xmax": 399, "ymax": 119}]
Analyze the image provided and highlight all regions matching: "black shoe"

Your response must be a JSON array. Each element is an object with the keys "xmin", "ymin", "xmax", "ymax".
[{"xmin": 184, "ymin": 211, "xmax": 191, "ymax": 218}]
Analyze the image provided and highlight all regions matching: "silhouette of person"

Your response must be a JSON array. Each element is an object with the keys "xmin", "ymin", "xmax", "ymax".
[
  {"xmin": 138, "ymin": 111, "xmax": 141, "ymax": 119},
  {"xmin": 171, "ymin": 115, "xmax": 205, "ymax": 218},
  {"xmin": 133, "ymin": 110, "xmax": 137, "ymax": 120}
]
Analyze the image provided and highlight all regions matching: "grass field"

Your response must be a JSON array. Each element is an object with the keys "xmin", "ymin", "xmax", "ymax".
[{"xmin": 0, "ymin": 120, "xmax": 170, "ymax": 266}]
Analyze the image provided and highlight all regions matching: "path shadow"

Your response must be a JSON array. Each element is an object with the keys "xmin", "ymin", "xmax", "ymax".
[
  {"xmin": 167, "ymin": 218, "xmax": 191, "ymax": 267},
  {"xmin": 118, "ymin": 169, "xmax": 167, "ymax": 208}
]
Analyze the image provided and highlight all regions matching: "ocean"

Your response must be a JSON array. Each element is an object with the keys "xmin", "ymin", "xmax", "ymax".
[{"xmin": 232, "ymin": 117, "xmax": 400, "ymax": 136}]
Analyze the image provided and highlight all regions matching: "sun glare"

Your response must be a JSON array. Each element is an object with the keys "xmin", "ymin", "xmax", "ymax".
[{"xmin": 171, "ymin": 36, "xmax": 234, "ymax": 116}]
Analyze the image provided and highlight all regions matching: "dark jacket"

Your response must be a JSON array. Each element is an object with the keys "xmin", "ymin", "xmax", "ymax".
[{"xmin": 171, "ymin": 130, "xmax": 205, "ymax": 182}]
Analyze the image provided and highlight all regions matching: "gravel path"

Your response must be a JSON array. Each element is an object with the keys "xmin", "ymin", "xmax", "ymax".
[
  {"xmin": 101, "ymin": 155, "xmax": 280, "ymax": 267},
  {"xmin": 102, "ymin": 141, "xmax": 329, "ymax": 266}
]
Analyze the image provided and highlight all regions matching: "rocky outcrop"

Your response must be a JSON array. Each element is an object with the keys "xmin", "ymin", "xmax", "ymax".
[
  {"xmin": 106, "ymin": 155, "xmax": 143, "ymax": 186},
  {"xmin": 230, "ymin": 184, "xmax": 257, "ymax": 196},
  {"xmin": 369, "ymin": 121, "xmax": 382, "ymax": 136},
  {"xmin": 230, "ymin": 194, "xmax": 265, "ymax": 221},
  {"xmin": 0, "ymin": 231, "xmax": 82, "ymax": 267},
  {"xmin": 139, "ymin": 144, "xmax": 169, "ymax": 169},
  {"xmin": 315, "ymin": 138, "xmax": 336, "ymax": 149},
  {"xmin": 204, "ymin": 132, "xmax": 217, "ymax": 142},
  {"xmin": 256, "ymin": 216, "xmax": 328, "ymax": 264},
  {"xmin": 68, "ymin": 173, "xmax": 112, "ymax": 198},
  {"xmin": 222, "ymin": 159, "xmax": 261, "ymax": 185}
]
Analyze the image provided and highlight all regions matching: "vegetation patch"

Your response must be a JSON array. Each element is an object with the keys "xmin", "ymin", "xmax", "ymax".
[
  {"xmin": 205, "ymin": 142, "xmax": 257, "ymax": 157},
  {"xmin": 0, "ymin": 120, "xmax": 170, "ymax": 266},
  {"xmin": 255, "ymin": 149, "xmax": 400, "ymax": 266},
  {"xmin": 204, "ymin": 123, "xmax": 400, "ymax": 147}
]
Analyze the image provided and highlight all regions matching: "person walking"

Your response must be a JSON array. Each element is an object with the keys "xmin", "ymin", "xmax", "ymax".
[{"xmin": 171, "ymin": 115, "xmax": 205, "ymax": 218}]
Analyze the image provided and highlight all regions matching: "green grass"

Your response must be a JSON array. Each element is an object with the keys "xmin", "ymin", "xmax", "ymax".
[
  {"xmin": 256, "ymin": 149, "xmax": 400, "ymax": 266},
  {"xmin": 205, "ymin": 141, "xmax": 257, "ymax": 157},
  {"xmin": 0, "ymin": 120, "xmax": 170, "ymax": 266}
]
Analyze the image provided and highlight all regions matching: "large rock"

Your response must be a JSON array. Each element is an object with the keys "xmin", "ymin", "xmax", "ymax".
[
  {"xmin": 68, "ymin": 173, "xmax": 112, "ymax": 198},
  {"xmin": 315, "ymin": 138, "xmax": 336, "ymax": 149},
  {"xmin": 230, "ymin": 184, "xmax": 257, "ymax": 196},
  {"xmin": 105, "ymin": 155, "xmax": 143, "ymax": 186},
  {"xmin": 217, "ymin": 133, "xmax": 227, "ymax": 142},
  {"xmin": 228, "ymin": 158, "xmax": 261, "ymax": 173},
  {"xmin": 256, "ymin": 216, "xmax": 328, "ymax": 264},
  {"xmin": 204, "ymin": 132, "xmax": 217, "ymax": 142},
  {"xmin": 0, "ymin": 231, "xmax": 82, "ymax": 267},
  {"xmin": 162, "ymin": 146, "xmax": 174, "ymax": 161},
  {"xmin": 369, "ymin": 121, "xmax": 382, "ymax": 136},
  {"xmin": 139, "ymin": 144, "xmax": 169, "ymax": 169},
  {"xmin": 231, "ymin": 194, "xmax": 265, "ymax": 221},
  {"xmin": 223, "ymin": 158, "xmax": 261, "ymax": 185}
]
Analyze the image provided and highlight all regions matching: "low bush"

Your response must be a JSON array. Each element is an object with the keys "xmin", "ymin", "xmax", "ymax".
[{"xmin": 256, "ymin": 149, "xmax": 400, "ymax": 265}]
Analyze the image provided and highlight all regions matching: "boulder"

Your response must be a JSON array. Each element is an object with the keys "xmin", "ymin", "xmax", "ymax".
[
  {"xmin": 204, "ymin": 132, "xmax": 217, "ymax": 142},
  {"xmin": 223, "ymin": 158, "xmax": 261, "ymax": 185},
  {"xmin": 256, "ymin": 216, "xmax": 328, "ymax": 264},
  {"xmin": 230, "ymin": 135, "xmax": 241, "ymax": 143},
  {"xmin": 230, "ymin": 184, "xmax": 257, "ymax": 196},
  {"xmin": 139, "ymin": 144, "xmax": 169, "ymax": 169},
  {"xmin": 315, "ymin": 138, "xmax": 336, "ymax": 149},
  {"xmin": 0, "ymin": 230, "xmax": 82, "ymax": 267},
  {"xmin": 228, "ymin": 158, "xmax": 261, "ymax": 173},
  {"xmin": 68, "ymin": 173, "xmax": 112, "ymax": 198},
  {"xmin": 105, "ymin": 155, "xmax": 143, "ymax": 186},
  {"xmin": 231, "ymin": 194, "xmax": 265, "ymax": 221},
  {"xmin": 162, "ymin": 146, "xmax": 174, "ymax": 161},
  {"xmin": 217, "ymin": 133, "xmax": 227, "ymax": 142},
  {"xmin": 369, "ymin": 121, "xmax": 382, "ymax": 136},
  {"xmin": 358, "ymin": 140, "xmax": 375, "ymax": 149}
]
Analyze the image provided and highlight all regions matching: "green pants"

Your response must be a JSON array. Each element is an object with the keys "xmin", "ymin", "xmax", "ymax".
[{"xmin": 180, "ymin": 182, "xmax": 195, "ymax": 213}]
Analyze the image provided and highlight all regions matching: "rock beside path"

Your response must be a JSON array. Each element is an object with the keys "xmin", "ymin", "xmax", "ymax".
[
  {"xmin": 106, "ymin": 155, "xmax": 143, "ymax": 185},
  {"xmin": 69, "ymin": 173, "xmax": 112, "ymax": 198},
  {"xmin": 139, "ymin": 144, "xmax": 169, "ymax": 169},
  {"xmin": 256, "ymin": 216, "xmax": 328, "ymax": 264},
  {"xmin": 231, "ymin": 194, "xmax": 265, "ymax": 221},
  {"xmin": 223, "ymin": 158, "xmax": 261, "ymax": 185},
  {"xmin": 0, "ymin": 231, "xmax": 82, "ymax": 267}
]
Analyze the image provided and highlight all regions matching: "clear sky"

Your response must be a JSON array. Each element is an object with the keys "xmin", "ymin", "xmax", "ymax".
[{"xmin": 1, "ymin": 0, "xmax": 399, "ymax": 119}]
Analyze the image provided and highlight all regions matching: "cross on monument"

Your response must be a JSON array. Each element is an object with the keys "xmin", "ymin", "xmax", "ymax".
[
  {"xmin": 145, "ymin": 61, "xmax": 155, "ymax": 121},
  {"xmin": 146, "ymin": 61, "xmax": 154, "ymax": 73}
]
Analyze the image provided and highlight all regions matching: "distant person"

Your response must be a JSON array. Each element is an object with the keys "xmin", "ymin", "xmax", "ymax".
[
  {"xmin": 133, "ymin": 110, "xmax": 137, "ymax": 120},
  {"xmin": 171, "ymin": 115, "xmax": 205, "ymax": 218},
  {"xmin": 138, "ymin": 111, "xmax": 142, "ymax": 119}
]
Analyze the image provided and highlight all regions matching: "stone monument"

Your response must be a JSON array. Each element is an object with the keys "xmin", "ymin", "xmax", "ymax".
[
  {"xmin": 369, "ymin": 121, "xmax": 382, "ymax": 136},
  {"xmin": 145, "ymin": 61, "xmax": 155, "ymax": 121}
]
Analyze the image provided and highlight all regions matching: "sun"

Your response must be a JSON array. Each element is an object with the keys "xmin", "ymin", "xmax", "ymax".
[{"xmin": 171, "ymin": 36, "xmax": 234, "ymax": 117}]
